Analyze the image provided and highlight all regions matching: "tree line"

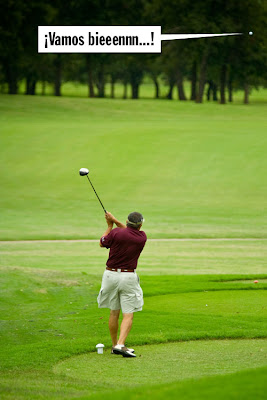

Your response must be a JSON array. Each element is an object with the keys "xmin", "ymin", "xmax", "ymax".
[{"xmin": 0, "ymin": 0, "xmax": 266, "ymax": 103}]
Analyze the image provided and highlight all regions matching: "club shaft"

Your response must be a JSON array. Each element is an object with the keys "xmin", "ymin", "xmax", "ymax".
[{"xmin": 86, "ymin": 175, "xmax": 106, "ymax": 213}]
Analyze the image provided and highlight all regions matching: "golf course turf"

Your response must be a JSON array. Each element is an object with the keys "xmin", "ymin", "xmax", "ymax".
[{"xmin": 0, "ymin": 90, "xmax": 266, "ymax": 399}]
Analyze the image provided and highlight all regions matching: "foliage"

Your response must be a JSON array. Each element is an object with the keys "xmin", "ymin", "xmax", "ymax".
[{"xmin": 0, "ymin": 0, "xmax": 266, "ymax": 101}]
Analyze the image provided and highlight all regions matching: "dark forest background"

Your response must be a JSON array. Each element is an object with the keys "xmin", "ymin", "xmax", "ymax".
[{"xmin": 0, "ymin": 0, "xmax": 266, "ymax": 103}]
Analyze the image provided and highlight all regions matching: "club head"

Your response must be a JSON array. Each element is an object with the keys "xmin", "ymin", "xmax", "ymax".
[{"xmin": 79, "ymin": 168, "xmax": 89, "ymax": 176}]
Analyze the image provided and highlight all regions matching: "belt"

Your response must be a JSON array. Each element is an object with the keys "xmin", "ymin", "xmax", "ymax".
[{"xmin": 106, "ymin": 267, "xmax": 135, "ymax": 273}]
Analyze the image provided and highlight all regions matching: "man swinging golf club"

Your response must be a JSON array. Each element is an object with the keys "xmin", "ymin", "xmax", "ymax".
[{"xmin": 98, "ymin": 211, "xmax": 147, "ymax": 358}]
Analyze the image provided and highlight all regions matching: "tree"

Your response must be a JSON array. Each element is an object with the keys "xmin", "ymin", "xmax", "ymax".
[
  {"xmin": 145, "ymin": 55, "xmax": 162, "ymax": 99},
  {"xmin": 1, "ymin": 0, "xmax": 266, "ymax": 102},
  {"xmin": 125, "ymin": 56, "xmax": 144, "ymax": 99},
  {"xmin": 0, "ymin": 0, "xmax": 25, "ymax": 94}
]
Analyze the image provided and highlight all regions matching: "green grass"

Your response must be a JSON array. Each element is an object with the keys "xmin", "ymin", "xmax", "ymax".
[
  {"xmin": 2, "ymin": 365, "xmax": 266, "ymax": 400},
  {"xmin": 0, "ymin": 92, "xmax": 266, "ymax": 240},
  {"xmin": 0, "ymin": 243, "xmax": 267, "ymax": 398},
  {"xmin": 0, "ymin": 239, "xmax": 267, "ymax": 275},
  {"xmin": 54, "ymin": 339, "xmax": 267, "ymax": 388},
  {"xmin": 89, "ymin": 366, "xmax": 267, "ymax": 400},
  {"xmin": 0, "ymin": 241, "xmax": 267, "ymax": 398},
  {"xmin": 0, "ymin": 92, "xmax": 267, "ymax": 399}
]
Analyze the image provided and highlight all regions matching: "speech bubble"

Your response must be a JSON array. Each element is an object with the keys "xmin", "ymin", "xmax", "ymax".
[{"xmin": 38, "ymin": 26, "xmax": 243, "ymax": 54}]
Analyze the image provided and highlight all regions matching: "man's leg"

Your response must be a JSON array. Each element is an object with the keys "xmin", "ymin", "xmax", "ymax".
[
  {"xmin": 109, "ymin": 309, "xmax": 120, "ymax": 347},
  {"xmin": 117, "ymin": 313, "xmax": 134, "ymax": 345}
]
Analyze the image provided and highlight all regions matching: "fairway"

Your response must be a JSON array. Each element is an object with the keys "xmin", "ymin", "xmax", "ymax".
[
  {"xmin": 0, "ymin": 94, "xmax": 266, "ymax": 240},
  {"xmin": 0, "ymin": 93, "xmax": 267, "ymax": 399}
]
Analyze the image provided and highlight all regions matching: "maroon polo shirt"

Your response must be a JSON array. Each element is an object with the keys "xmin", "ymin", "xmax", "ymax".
[{"xmin": 100, "ymin": 227, "xmax": 147, "ymax": 270}]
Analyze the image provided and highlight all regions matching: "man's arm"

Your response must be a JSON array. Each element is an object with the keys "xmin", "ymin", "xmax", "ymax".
[
  {"xmin": 105, "ymin": 212, "xmax": 126, "ymax": 229},
  {"xmin": 99, "ymin": 213, "xmax": 114, "ymax": 247}
]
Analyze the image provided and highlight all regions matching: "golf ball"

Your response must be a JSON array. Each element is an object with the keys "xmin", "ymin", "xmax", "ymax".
[{"xmin": 249, "ymin": 31, "xmax": 253, "ymax": 36}]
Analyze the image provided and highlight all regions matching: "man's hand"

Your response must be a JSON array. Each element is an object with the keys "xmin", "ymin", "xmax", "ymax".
[
  {"xmin": 100, "ymin": 211, "xmax": 126, "ymax": 247},
  {"xmin": 105, "ymin": 212, "xmax": 115, "ymax": 226},
  {"xmin": 105, "ymin": 212, "xmax": 126, "ymax": 229}
]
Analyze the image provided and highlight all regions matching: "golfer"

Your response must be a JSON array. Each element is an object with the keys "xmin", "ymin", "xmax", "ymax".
[{"xmin": 97, "ymin": 211, "xmax": 147, "ymax": 358}]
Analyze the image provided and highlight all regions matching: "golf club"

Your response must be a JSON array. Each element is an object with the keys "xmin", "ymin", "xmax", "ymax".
[{"xmin": 79, "ymin": 168, "xmax": 106, "ymax": 213}]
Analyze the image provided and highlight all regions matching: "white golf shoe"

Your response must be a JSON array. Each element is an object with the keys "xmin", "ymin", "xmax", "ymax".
[{"xmin": 112, "ymin": 345, "xmax": 136, "ymax": 357}]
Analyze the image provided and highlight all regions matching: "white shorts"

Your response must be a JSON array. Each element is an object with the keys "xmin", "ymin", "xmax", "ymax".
[{"xmin": 97, "ymin": 269, "xmax": 144, "ymax": 313}]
